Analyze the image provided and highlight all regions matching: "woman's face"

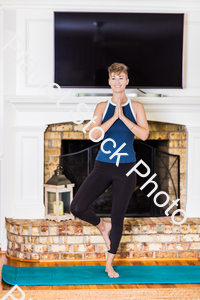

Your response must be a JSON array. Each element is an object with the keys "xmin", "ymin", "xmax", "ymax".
[{"xmin": 108, "ymin": 72, "xmax": 129, "ymax": 92}]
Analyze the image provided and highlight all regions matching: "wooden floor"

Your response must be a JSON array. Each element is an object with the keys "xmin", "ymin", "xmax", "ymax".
[{"xmin": 1, "ymin": 253, "xmax": 200, "ymax": 290}]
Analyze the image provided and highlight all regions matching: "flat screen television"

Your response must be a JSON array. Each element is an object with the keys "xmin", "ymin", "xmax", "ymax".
[{"xmin": 54, "ymin": 12, "xmax": 184, "ymax": 89}]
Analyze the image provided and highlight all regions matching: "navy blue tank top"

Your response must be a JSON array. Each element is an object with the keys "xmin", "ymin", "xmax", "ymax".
[{"xmin": 95, "ymin": 98, "xmax": 137, "ymax": 164}]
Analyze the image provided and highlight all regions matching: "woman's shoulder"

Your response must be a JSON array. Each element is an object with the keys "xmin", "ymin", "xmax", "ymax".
[
  {"xmin": 97, "ymin": 100, "xmax": 109, "ymax": 107},
  {"xmin": 130, "ymin": 99, "xmax": 145, "ymax": 111},
  {"xmin": 130, "ymin": 99, "xmax": 143, "ymax": 108},
  {"xmin": 95, "ymin": 100, "xmax": 109, "ymax": 113},
  {"xmin": 129, "ymin": 99, "xmax": 145, "ymax": 119}
]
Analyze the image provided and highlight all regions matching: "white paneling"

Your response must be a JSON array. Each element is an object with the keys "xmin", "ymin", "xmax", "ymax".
[
  {"xmin": 13, "ymin": 204, "xmax": 45, "ymax": 219},
  {"xmin": 192, "ymin": 136, "xmax": 200, "ymax": 198},
  {"xmin": 0, "ymin": 8, "xmax": 3, "ymax": 247},
  {"xmin": 3, "ymin": 10, "xmax": 17, "ymax": 95},
  {"xmin": 185, "ymin": 126, "xmax": 200, "ymax": 217},
  {"xmin": 26, "ymin": 19, "xmax": 53, "ymax": 86},
  {"xmin": 0, "ymin": 158, "xmax": 6, "ymax": 251},
  {"xmin": 0, "ymin": 9, "xmax": 3, "ymax": 156},
  {"xmin": 15, "ymin": 130, "xmax": 45, "ymax": 205},
  {"xmin": 15, "ymin": 9, "xmax": 53, "ymax": 94},
  {"xmin": 21, "ymin": 136, "xmax": 39, "ymax": 201},
  {"xmin": 0, "ymin": 159, "xmax": 2, "ymax": 245},
  {"xmin": 13, "ymin": 127, "xmax": 45, "ymax": 219},
  {"xmin": 186, "ymin": 23, "xmax": 200, "ymax": 87}
]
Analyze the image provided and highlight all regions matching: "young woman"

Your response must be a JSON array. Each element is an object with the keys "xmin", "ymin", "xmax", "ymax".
[{"xmin": 70, "ymin": 62, "xmax": 149, "ymax": 278}]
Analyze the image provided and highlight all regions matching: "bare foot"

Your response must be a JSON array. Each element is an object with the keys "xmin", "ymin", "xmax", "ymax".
[
  {"xmin": 105, "ymin": 266, "xmax": 119, "ymax": 278},
  {"xmin": 97, "ymin": 220, "xmax": 112, "ymax": 250}
]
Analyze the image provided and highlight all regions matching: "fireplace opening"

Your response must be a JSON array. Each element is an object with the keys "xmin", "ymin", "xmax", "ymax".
[{"xmin": 60, "ymin": 139, "xmax": 180, "ymax": 217}]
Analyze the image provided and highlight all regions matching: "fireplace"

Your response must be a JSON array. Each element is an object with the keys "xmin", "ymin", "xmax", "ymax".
[
  {"xmin": 44, "ymin": 120, "xmax": 184, "ymax": 218},
  {"xmin": 1, "ymin": 95, "xmax": 199, "ymax": 252},
  {"xmin": 59, "ymin": 139, "xmax": 180, "ymax": 218}
]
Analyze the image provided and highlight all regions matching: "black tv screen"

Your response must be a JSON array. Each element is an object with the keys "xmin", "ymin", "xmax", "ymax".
[{"xmin": 54, "ymin": 12, "xmax": 184, "ymax": 88}]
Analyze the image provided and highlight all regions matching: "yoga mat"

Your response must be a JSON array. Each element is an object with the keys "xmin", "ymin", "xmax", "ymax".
[{"xmin": 2, "ymin": 264, "xmax": 200, "ymax": 286}]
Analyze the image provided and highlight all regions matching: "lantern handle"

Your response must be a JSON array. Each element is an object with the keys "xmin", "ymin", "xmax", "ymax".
[{"xmin": 54, "ymin": 165, "xmax": 64, "ymax": 176}]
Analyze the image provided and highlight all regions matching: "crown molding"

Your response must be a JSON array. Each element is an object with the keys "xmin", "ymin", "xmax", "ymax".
[{"xmin": 1, "ymin": 0, "xmax": 200, "ymax": 11}]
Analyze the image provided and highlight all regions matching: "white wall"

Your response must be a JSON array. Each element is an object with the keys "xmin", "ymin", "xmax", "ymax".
[
  {"xmin": 1, "ymin": 0, "xmax": 200, "ymax": 250},
  {"xmin": 0, "ymin": 8, "xmax": 3, "ymax": 248}
]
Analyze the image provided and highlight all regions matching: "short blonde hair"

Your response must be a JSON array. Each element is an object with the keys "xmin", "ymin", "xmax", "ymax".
[{"xmin": 108, "ymin": 62, "xmax": 129, "ymax": 78}]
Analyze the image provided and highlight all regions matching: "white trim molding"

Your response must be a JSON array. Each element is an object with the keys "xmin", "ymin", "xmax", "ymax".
[
  {"xmin": 185, "ymin": 125, "xmax": 200, "ymax": 217},
  {"xmin": 5, "ymin": 95, "xmax": 200, "ymax": 126},
  {"xmin": 1, "ymin": 1, "xmax": 200, "ymax": 12}
]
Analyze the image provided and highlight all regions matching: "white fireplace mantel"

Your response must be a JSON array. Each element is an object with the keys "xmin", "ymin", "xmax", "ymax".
[
  {"xmin": 5, "ymin": 95, "xmax": 200, "ymax": 125},
  {"xmin": 5, "ymin": 95, "xmax": 200, "ymax": 111},
  {"xmin": 1, "ymin": 95, "xmax": 200, "ymax": 250},
  {"xmin": 2, "ymin": 94, "xmax": 200, "ymax": 222}
]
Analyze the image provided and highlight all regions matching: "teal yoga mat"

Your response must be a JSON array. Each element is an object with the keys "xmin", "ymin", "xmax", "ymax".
[{"xmin": 2, "ymin": 264, "xmax": 200, "ymax": 286}]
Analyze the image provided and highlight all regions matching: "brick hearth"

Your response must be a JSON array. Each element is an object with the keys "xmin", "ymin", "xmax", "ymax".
[{"xmin": 6, "ymin": 217, "xmax": 200, "ymax": 260}]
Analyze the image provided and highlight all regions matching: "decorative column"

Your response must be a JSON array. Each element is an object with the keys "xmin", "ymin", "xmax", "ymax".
[
  {"xmin": 185, "ymin": 125, "xmax": 200, "ymax": 217},
  {"xmin": 13, "ymin": 125, "xmax": 46, "ymax": 219}
]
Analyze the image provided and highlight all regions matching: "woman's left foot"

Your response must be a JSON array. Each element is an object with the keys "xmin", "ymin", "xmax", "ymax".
[
  {"xmin": 97, "ymin": 220, "xmax": 112, "ymax": 250},
  {"xmin": 101, "ymin": 221, "xmax": 112, "ymax": 250}
]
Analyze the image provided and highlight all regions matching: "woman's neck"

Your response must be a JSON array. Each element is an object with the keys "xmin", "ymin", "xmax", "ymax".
[{"xmin": 111, "ymin": 93, "xmax": 127, "ymax": 105}]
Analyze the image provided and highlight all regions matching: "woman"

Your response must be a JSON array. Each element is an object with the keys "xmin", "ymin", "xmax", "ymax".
[{"xmin": 70, "ymin": 62, "xmax": 149, "ymax": 278}]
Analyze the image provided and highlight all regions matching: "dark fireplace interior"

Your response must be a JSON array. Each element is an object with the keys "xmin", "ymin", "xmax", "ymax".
[{"xmin": 60, "ymin": 139, "xmax": 180, "ymax": 217}]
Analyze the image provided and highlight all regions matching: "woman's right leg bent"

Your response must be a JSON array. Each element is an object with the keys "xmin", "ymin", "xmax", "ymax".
[{"xmin": 70, "ymin": 161, "xmax": 113, "ymax": 226}]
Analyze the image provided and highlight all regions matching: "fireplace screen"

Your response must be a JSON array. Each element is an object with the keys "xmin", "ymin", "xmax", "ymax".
[{"xmin": 60, "ymin": 140, "xmax": 180, "ymax": 217}]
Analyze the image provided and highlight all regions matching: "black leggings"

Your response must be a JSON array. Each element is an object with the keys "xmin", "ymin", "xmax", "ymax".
[{"xmin": 70, "ymin": 160, "xmax": 137, "ymax": 254}]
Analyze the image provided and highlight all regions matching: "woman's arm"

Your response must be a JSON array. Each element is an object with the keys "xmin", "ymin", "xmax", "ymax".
[
  {"xmin": 120, "ymin": 100, "xmax": 149, "ymax": 141},
  {"xmin": 89, "ymin": 101, "xmax": 118, "ymax": 141}
]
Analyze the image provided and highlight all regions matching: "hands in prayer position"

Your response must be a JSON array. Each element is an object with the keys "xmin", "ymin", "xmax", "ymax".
[{"xmin": 113, "ymin": 98, "xmax": 124, "ymax": 121}]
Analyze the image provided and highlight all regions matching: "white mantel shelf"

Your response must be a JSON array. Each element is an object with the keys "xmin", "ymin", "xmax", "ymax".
[
  {"xmin": 5, "ymin": 96, "xmax": 200, "ymax": 127},
  {"xmin": 5, "ymin": 95, "xmax": 200, "ymax": 113}
]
